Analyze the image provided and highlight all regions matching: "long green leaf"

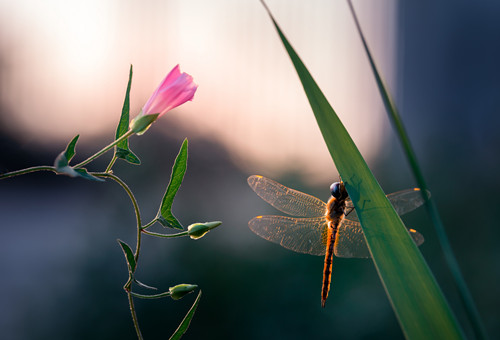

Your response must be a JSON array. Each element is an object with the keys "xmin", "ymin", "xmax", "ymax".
[
  {"xmin": 65, "ymin": 135, "xmax": 80, "ymax": 162},
  {"xmin": 157, "ymin": 139, "xmax": 188, "ymax": 229},
  {"xmin": 260, "ymin": 2, "xmax": 464, "ymax": 339},
  {"xmin": 169, "ymin": 290, "xmax": 202, "ymax": 340},
  {"xmin": 114, "ymin": 65, "xmax": 140, "ymax": 165},
  {"xmin": 346, "ymin": 2, "xmax": 487, "ymax": 339},
  {"xmin": 117, "ymin": 239, "xmax": 136, "ymax": 273}
]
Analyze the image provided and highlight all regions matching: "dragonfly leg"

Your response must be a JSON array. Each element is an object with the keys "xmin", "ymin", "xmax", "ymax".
[{"xmin": 345, "ymin": 207, "xmax": 355, "ymax": 217}]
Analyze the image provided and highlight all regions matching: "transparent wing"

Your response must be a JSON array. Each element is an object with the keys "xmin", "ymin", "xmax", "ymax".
[
  {"xmin": 334, "ymin": 219, "xmax": 425, "ymax": 258},
  {"xmin": 345, "ymin": 188, "xmax": 430, "ymax": 222},
  {"xmin": 248, "ymin": 175, "xmax": 326, "ymax": 217},
  {"xmin": 248, "ymin": 215, "xmax": 327, "ymax": 256}
]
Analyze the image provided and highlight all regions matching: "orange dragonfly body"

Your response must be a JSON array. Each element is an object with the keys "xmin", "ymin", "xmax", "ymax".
[{"xmin": 247, "ymin": 175, "xmax": 426, "ymax": 307}]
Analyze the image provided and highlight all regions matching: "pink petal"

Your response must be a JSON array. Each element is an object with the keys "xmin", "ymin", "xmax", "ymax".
[{"xmin": 142, "ymin": 65, "xmax": 197, "ymax": 117}]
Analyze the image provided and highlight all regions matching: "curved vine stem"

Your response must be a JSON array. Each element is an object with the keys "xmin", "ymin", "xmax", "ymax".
[
  {"xmin": 0, "ymin": 166, "xmax": 56, "ymax": 180},
  {"xmin": 74, "ymin": 130, "xmax": 134, "ymax": 169},
  {"xmin": 93, "ymin": 171, "xmax": 144, "ymax": 340},
  {"xmin": 94, "ymin": 172, "xmax": 143, "ymax": 261}
]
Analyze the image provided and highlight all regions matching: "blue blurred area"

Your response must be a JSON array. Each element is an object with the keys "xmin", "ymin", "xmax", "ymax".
[{"xmin": 1, "ymin": 1, "xmax": 500, "ymax": 339}]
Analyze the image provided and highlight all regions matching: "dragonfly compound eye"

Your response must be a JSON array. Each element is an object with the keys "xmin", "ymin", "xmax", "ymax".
[{"xmin": 330, "ymin": 182, "xmax": 341, "ymax": 198}]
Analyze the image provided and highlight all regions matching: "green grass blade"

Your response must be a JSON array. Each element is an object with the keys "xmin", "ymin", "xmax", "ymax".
[
  {"xmin": 346, "ymin": 1, "xmax": 487, "ymax": 339},
  {"xmin": 169, "ymin": 290, "xmax": 201, "ymax": 340},
  {"xmin": 260, "ymin": 1, "xmax": 464, "ymax": 338},
  {"xmin": 156, "ymin": 139, "xmax": 188, "ymax": 229}
]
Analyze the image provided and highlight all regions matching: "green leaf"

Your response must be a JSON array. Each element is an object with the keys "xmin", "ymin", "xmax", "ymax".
[
  {"xmin": 114, "ymin": 65, "xmax": 141, "ymax": 165},
  {"xmin": 53, "ymin": 136, "xmax": 104, "ymax": 182},
  {"xmin": 116, "ymin": 148, "xmax": 141, "ymax": 165},
  {"xmin": 65, "ymin": 135, "xmax": 79, "ymax": 162},
  {"xmin": 156, "ymin": 139, "xmax": 188, "ymax": 229},
  {"xmin": 73, "ymin": 168, "xmax": 104, "ymax": 182},
  {"xmin": 169, "ymin": 290, "xmax": 202, "ymax": 340},
  {"xmin": 261, "ymin": 3, "xmax": 464, "ymax": 339},
  {"xmin": 117, "ymin": 239, "xmax": 136, "ymax": 273},
  {"xmin": 346, "ymin": 2, "xmax": 487, "ymax": 338}
]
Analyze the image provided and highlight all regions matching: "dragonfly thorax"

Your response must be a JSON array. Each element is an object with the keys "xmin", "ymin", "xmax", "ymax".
[{"xmin": 325, "ymin": 182, "xmax": 348, "ymax": 225}]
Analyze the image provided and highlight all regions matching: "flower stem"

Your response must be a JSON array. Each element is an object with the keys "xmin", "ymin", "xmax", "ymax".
[
  {"xmin": 0, "ymin": 166, "xmax": 56, "ymax": 180},
  {"xmin": 93, "ymin": 172, "xmax": 144, "ymax": 339},
  {"xmin": 142, "ymin": 229, "xmax": 189, "ymax": 238},
  {"xmin": 74, "ymin": 130, "xmax": 134, "ymax": 169},
  {"xmin": 129, "ymin": 291, "xmax": 172, "ymax": 299},
  {"xmin": 140, "ymin": 219, "xmax": 157, "ymax": 230},
  {"xmin": 105, "ymin": 155, "xmax": 118, "ymax": 173},
  {"xmin": 127, "ymin": 292, "xmax": 144, "ymax": 340}
]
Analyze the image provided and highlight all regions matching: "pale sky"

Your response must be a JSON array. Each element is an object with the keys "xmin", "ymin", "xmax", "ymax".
[{"xmin": 0, "ymin": 0, "xmax": 396, "ymax": 184}]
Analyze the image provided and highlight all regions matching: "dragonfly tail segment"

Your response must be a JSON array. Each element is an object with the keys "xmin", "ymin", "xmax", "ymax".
[{"xmin": 321, "ymin": 222, "xmax": 337, "ymax": 308}]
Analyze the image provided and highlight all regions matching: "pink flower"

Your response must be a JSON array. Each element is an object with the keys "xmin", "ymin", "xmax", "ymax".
[
  {"xmin": 142, "ymin": 64, "xmax": 197, "ymax": 117},
  {"xmin": 130, "ymin": 65, "xmax": 197, "ymax": 134}
]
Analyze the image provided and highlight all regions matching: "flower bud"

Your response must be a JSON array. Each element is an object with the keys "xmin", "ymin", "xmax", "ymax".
[
  {"xmin": 187, "ymin": 221, "xmax": 222, "ymax": 240},
  {"xmin": 130, "ymin": 65, "xmax": 197, "ymax": 135},
  {"xmin": 169, "ymin": 284, "xmax": 198, "ymax": 300},
  {"xmin": 129, "ymin": 113, "xmax": 159, "ymax": 135}
]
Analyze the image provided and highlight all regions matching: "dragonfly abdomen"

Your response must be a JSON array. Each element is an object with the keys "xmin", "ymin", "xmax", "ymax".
[
  {"xmin": 322, "ymin": 188, "xmax": 348, "ymax": 307},
  {"xmin": 321, "ymin": 221, "xmax": 337, "ymax": 308}
]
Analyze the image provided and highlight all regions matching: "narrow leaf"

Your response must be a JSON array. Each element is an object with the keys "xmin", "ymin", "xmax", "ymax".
[
  {"xmin": 261, "ymin": 2, "xmax": 464, "ymax": 339},
  {"xmin": 114, "ymin": 65, "xmax": 141, "ymax": 165},
  {"xmin": 117, "ymin": 239, "xmax": 136, "ymax": 273},
  {"xmin": 54, "ymin": 135, "xmax": 79, "ymax": 170},
  {"xmin": 73, "ymin": 168, "xmax": 105, "ymax": 182},
  {"xmin": 134, "ymin": 278, "xmax": 158, "ymax": 291},
  {"xmin": 65, "ymin": 135, "xmax": 80, "ymax": 162},
  {"xmin": 157, "ymin": 139, "xmax": 188, "ymax": 229},
  {"xmin": 346, "ymin": 2, "xmax": 487, "ymax": 339},
  {"xmin": 169, "ymin": 290, "xmax": 202, "ymax": 340}
]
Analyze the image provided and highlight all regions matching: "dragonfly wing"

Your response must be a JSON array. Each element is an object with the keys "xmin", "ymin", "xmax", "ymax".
[
  {"xmin": 248, "ymin": 215, "xmax": 327, "ymax": 256},
  {"xmin": 345, "ymin": 188, "xmax": 430, "ymax": 222},
  {"xmin": 387, "ymin": 188, "xmax": 430, "ymax": 216},
  {"xmin": 334, "ymin": 219, "xmax": 425, "ymax": 258},
  {"xmin": 248, "ymin": 175, "xmax": 326, "ymax": 217}
]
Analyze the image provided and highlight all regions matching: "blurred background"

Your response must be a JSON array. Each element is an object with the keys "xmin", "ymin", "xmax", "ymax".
[{"xmin": 0, "ymin": 0, "xmax": 499, "ymax": 339}]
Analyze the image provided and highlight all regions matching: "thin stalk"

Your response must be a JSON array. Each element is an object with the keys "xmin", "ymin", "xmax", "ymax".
[
  {"xmin": 93, "ymin": 172, "xmax": 144, "ymax": 339},
  {"xmin": 127, "ymin": 292, "xmax": 144, "ymax": 340},
  {"xmin": 346, "ymin": 1, "xmax": 488, "ymax": 339},
  {"xmin": 94, "ymin": 172, "xmax": 143, "ymax": 262},
  {"xmin": 0, "ymin": 166, "xmax": 56, "ymax": 179},
  {"xmin": 142, "ymin": 229, "xmax": 189, "ymax": 238},
  {"xmin": 105, "ymin": 154, "xmax": 118, "ymax": 173},
  {"xmin": 140, "ymin": 219, "xmax": 157, "ymax": 230},
  {"xmin": 129, "ymin": 291, "xmax": 172, "ymax": 299},
  {"xmin": 74, "ymin": 130, "xmax": 134, "ymax": 169}
]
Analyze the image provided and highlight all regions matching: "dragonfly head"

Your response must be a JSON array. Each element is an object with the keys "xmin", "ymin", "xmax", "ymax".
[{"xmin": 330, "ymin": 181, "xmax": 347, "ymax": 200}]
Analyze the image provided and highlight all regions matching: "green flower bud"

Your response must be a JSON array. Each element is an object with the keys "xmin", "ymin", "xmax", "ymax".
[
  {"xmin": 187, "ymin": 221, "xmax": 222, "ymax": 240},
  {"xmin": 169, "ymin": 284, "xmax": 198, "ymax": 300},
  {"xmin": 129, "ymin": 113, "xmax": 159, "ymax": 135}
]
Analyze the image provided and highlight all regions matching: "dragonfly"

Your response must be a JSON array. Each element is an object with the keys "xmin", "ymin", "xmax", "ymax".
[{"xmin": 247, "ymin": 175, "xmax": 426, "ymax": 307}]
